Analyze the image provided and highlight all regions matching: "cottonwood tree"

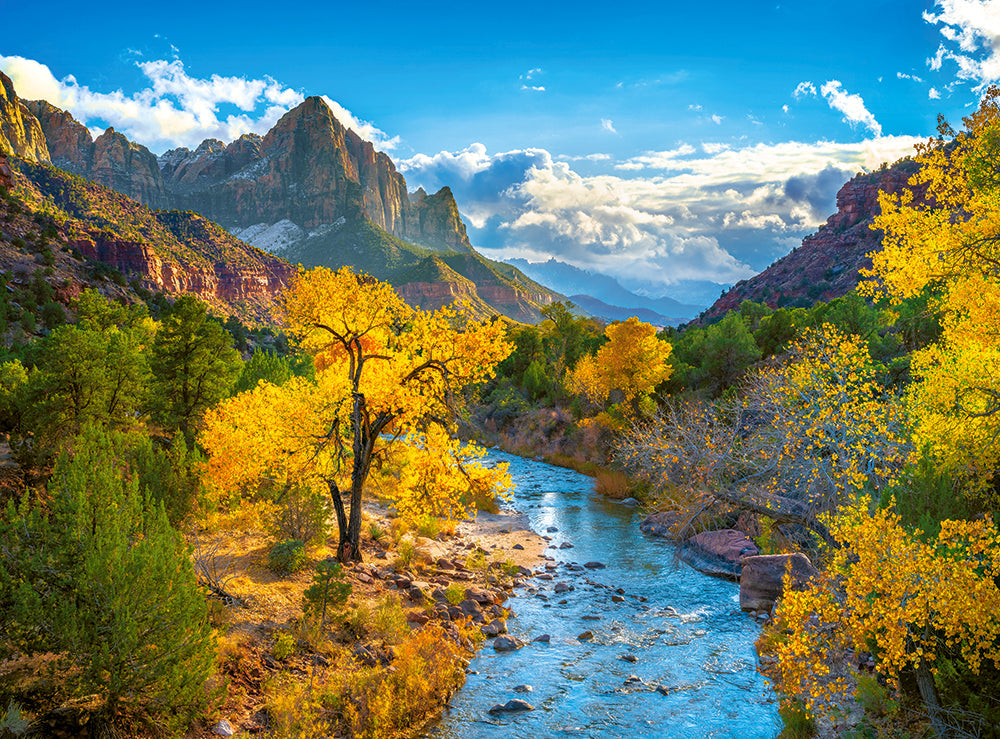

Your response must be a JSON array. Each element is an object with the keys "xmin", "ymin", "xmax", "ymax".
[
  {"xmin": 616, "ymin": 326, "xmax": 909, "ymax": 544},
  {"xmin": 769, "ymin": 500, "xmax": 1000, "ymax": 737},
  {"xmin": 865, "ymin": 86, "xmax": 1000, "ymax": 500},
  {"xmin": 201, "ymin": 267, "xmax": 512, "ymax": 561},
  {"xmin": 567, "ymin": 316, "xmax": 672, "ymax": 421}
]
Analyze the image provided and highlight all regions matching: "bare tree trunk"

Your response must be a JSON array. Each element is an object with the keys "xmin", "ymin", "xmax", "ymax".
[
  {"xmin": 326, "ymin": 480, "xmax": 348, "ymax": 557},
  {"xmin": 915, "ymin": 659, "xmax": 949, "ymax": 739},
  {"xmin": 712, "ymin": 487, "xmax": 837, "ymax": 549}
]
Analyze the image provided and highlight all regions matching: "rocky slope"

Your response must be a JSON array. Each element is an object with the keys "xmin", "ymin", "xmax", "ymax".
[
  {"xmin": 701, "ymin": 158, "xmax": 922, "ymax": 321},
  {"xmin": 3, "ymin": 155, "xmax": 293, "ymax": 323},
  {"xmin": 26, "ymin": 99, "xmax": 171, "ymax": 209},
  {"xmin": 23, "ymin": 88, "xmax": 559, "ymax": 321}
]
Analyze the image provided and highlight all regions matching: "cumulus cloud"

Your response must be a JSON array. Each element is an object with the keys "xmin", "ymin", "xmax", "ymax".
[
  {"xmin": 711, "ymin": 114, "xmax": 724, "ymax": 124},
  {"xmin": 897, "ymin": 72, "xmax": 924, "ymax": 81},
  {"xmin": 601, "ymin": 118, "xmax": 618, "ymax": 134},
  {"xmin": 929, "ymin": 86, "xmax": 943, "ymax": 98},
  {"xmin": 924, "ymin": 0, "xmax": 1000, "ymax": 88},
  {"xmin": 794, "ymin": 81, "xmax": 818, "ymax": 98},
  {"xmin": 820, "ymin": 80, "xmax": 882, "ymax": 136},
  {"xmin": 399, "ymin": 134, "xmax": 923, "ymax": 292},
  {"xmin": 0, "ymin": 54, "xmax": 398, "ymax": 154}
]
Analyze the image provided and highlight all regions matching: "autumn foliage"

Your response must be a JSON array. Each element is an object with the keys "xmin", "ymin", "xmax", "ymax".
[{"xmin": 202, "ymin": 266, "xmax": 513, "ymax": 560}]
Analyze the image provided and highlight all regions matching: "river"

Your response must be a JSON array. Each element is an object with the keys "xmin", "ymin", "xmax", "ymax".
[{"xmin": 429, "ymin": 450, "xmax": 782, "ymax": 739}]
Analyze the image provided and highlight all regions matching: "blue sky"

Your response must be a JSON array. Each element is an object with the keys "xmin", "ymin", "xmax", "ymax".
[{"xmin": 2, "ymin": 0, "xmax": 998, "ymax": 303}]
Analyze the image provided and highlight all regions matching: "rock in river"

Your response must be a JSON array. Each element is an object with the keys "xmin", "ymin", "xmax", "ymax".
[
  {"xmin": 739, "ymin": 553, "xmax": 818, "ymax": 613},
  {"xmin": 679, "ymin": 530, "xmax": 759, "ymax": 579},
  {"xmin": 488, "ymin": 699, "xmax": 534, "ymax": 714}
]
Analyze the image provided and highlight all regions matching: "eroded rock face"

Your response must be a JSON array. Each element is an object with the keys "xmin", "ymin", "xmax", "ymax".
[
  {"xmin": 0, "ymin": 73, "xmax": 49, "ymax": 163},
  {"xmin": 26, "ymin": 99, "xmax": 170, "ymax": 208},
  {"xmin": 679, "ymin": 530, "xmax": 759, "ymax": 580},
  {"xmin": 739, "ymin": 553, "xmax": 818, "ymax": 613}
]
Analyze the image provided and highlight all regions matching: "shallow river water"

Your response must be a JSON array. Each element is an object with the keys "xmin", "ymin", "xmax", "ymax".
[{"xmin": 428, "ymin": 450, "xmax": 782, "ymax": 739}]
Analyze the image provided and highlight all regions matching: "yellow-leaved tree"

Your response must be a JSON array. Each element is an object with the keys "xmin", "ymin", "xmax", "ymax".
[
  {"xmin": 616, "ymin": 325, "xmax": 908, "ymax": 544},
  {"xmin": 865, "ymin": 86, "xmax": 1000, "ymax": 499},
  {"xmin": 770, "ymin": 500, "xmax": 1000, "ymax": 735},
  {"xmin": 201, "ymin": 267, "xmax": 513, "ymax": 561},
  {"xmin": 567, "ymin": 316, "xmax": 672, "ymax": 421}
]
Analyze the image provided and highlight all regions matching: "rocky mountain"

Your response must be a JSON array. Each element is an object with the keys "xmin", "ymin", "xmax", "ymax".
[
  {"xmin": 25, "ymin": 99, "xmax": 171, "ymax": 208},
  {"xmin": 700, "ymin": 158, "xmax": 922, "ymax": 322},
  {"xmin": 0, "ymin": 73, "xmax": 49, "ymax": 163},
  {"xmin": 24, "ymin": 89, "xmax": 559, "ymax": 321}
]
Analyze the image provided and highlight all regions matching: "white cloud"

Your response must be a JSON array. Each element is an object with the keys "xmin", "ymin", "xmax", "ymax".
[
  {"xmin": 897, "ymin": 71, "xmax": 925, "ymax": 82},
  {"xmin": 820, "ymin": 80, "xmax": 882, "ymax": 136},
  {"xmin": 929, "ymin": 86, "xmax": 943, "ymax": 98},
  {"xmin": 601, "ymin": 118, "xmax": 618, "ymax": 134},
  {"xmin": 0, "ymin": 54, "xmax": 399, "ymax": 154},
  {"xmin": 399, "ymin": 134, "xmax": 924, "ymax": 291},
  {"xmin": 924, "ymin": 0, "xmax": 1000, "ymax": 88},
  {"xmin": 521, "ymin": 85, "xmax": 546, "ymax": 92},
  {"xmin": 318, "ymin": 95, "xmax": 400, "ymax": 150},
  {"xmin": 711, "ymin": 114, "xmax": 724, "ymax": 125},
  {"xmin": 689, "ymin": 103, "xmax": 703, "ymax": 111},
  {"xmin": 793, "ymin": 81, "xmax": 817, "ymax": 98}
]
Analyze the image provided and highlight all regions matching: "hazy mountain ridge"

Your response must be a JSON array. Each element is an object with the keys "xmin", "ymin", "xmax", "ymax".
[{"xmin": 506, "ymin": 257, "xmax": 705, "ymax": 324}]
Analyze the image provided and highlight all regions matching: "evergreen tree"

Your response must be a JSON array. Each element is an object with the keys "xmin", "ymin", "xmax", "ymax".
[
  {"xmin": 149, "ymin": 296, "xmax": 241, "ymax": 438},
  {"xmin": 0, "ymin": 425, "xmax": 214, "ymax": 722}
]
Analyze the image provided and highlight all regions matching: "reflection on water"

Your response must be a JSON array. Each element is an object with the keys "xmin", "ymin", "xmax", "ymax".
[{"xmin": 429, "ymin": 450, "xmax": 781, "ymax": 739}]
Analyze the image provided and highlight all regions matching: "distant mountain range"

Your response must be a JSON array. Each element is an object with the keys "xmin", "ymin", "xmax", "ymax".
[{"xmin": 505, "ymin": 258, "xmax": 705, "ymax": 324}]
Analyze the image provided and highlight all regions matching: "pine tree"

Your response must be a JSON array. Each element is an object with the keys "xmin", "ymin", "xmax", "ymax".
[
  {"xmin": 149, "ymin": 296, "xmax": 241, "ymax": 438},
  {"xmin": 0, "ymin": 425, "xmax": 215, "ymax": 722}
]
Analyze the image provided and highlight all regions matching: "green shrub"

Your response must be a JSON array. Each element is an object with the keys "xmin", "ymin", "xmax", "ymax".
[
  {"xmin": 269, "ymin": 539, "xmax": 308, "ymax": 574},
  {"xmin": 368, "ymin": 522, "xmax": 386, "ymax": 542},
  {"xmin": 396, "ymin": 539, "xmax": 415, "ymax": 569},
  {"xmin": 444, "ymin": 583, "xmax": 465, "ymax": 605},
  {"xmin": 777, "ymin": 700, "xmax": 816, "ymax": 738},
  {"xmin": 302, "ymin": 560, "xmax": 352, "ymax": 627},
  {"xmin": 273, "ymin": 633, "xmax": 296, "ymax": 661},
  {"xmin": 270, "ymin": 484, "xmax": 330, "ymax": 545}
]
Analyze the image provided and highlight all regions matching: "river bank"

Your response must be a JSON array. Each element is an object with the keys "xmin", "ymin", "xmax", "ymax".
[{"xmin": 174, "ymin": 503, "xmax": 546, "ymax": 739}]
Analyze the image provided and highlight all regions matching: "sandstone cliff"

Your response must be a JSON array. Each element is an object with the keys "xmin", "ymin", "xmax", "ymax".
[
  {"xmin": 25, "ymin": 99, "xmax": 171, "ymax": 208},
  {"xmin": 156, "ymin": 97, "xmax": 474, "ymax": 252},
  {"xmin": 12, "ymin": 159, "xmax": 294, "ymax": 322},
  {"xmin": 0, "ymin": 72, "xmax": 49, "ymax": 163},
  {"xmin": 701, "ymin": 159, "xmax": 921, "ymax": 321}
]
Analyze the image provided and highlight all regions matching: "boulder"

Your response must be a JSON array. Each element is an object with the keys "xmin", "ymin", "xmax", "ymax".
[
  {"xmin": 493, "ymin": 635, "xmax": 523, "ymax": 652},
  {"xmin": 739, "ymin": 553, "xmax": 819, "ymax": 613},
  {"xmin": 532, "ymin": 633, "xmax": 551, "ymax": 643},
  {"xmin": 679, "ymin": 529, "xmax": 759, "ymax": 580},
  {"xmin": 488, "ymin": 699, "xmax": 533, "ymax": 714}
]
